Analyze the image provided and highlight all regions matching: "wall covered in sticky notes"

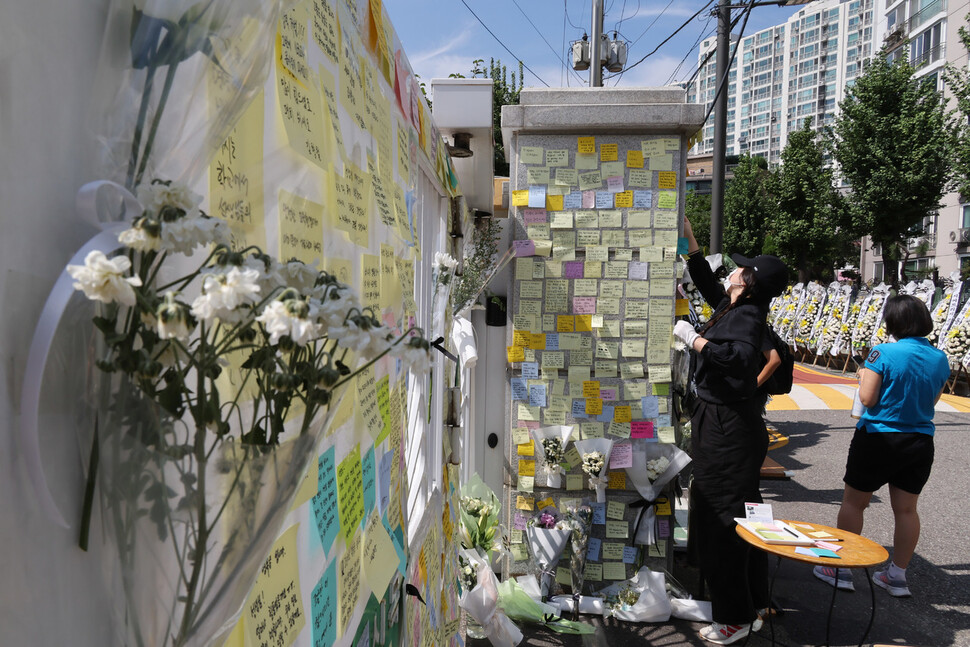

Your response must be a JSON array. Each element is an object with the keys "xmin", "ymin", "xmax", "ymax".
[
  {"xmin": 504, "ymin": 132, "xmax": 687, "ymax": 590},
  {"xmin": 212, "ymin": 1, "xmax": 463, "ymax": 646}
]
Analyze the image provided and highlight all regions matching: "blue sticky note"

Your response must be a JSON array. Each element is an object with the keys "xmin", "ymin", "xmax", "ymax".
[
  {"xmin": 587, "ymin": 537, "xmax": 602, "ymax": 561},
  {"xmin": 571, "ymin": 399, "xmax": 589, "ymax": 418},
  {"xmin": 677, "ymin": 236, "xmax": 689, "ymax": 254},
  {"xmin": 633, "ymin": 190, "xmax": 652, "ymax": 208},
  {"xmin": 361, "ymin": 447, "xmax": 376, "ymax": 520},
  {"xmin": 545, "ymin": 333, "xmax": 560, "ymax": 350},
  {"xmin": 657, "ymin": 414, "xmax": 671, "ymax": 427},
  {"xmin": 511, "ymin": 377, "xmax": 529, "ymax": 400},
  {"xmin": 814, "ymin": 547, "xmax": 841, "ymax": 559},
  {"xmin": 311, "ymin": 447, "xmax": 340, "ymax": 550},
  {"xmin": 384, "ymin": 515, "xmax": 408, "ymax": 574},
  {"xmin": 521, "ymin": 362, "xmax": 540, "ymax": 379},
  {"xmin": 595, "ymin": 191, "xmax": 613, "ymax": 208},
  {"xmin": 596, "ymin": 405, "xmax": 615, "ymax": 423},
  {"xmin": 311, "ymin": 560, "xmax": 337, "ymax": 647},
  {"xmin": 564, "ymin": 191, "xmax": 582, "ymax": 208},
  {"xmin": 528, "ymin": 185, "xmax": 546, "ymax": 208},
  {"xmin": 529, "ymin": 384, "xmax": 547, "ymax": 407},
  {"xmin": 641, "ymin": 396, "xmax": 660, "ymax": 418},
  {"xmin": 378, "ymin": 450, "xmax": 394, "ymax": 514},
  {"xmin": 592, "ymin": 502, "xmax": 607, "ymax": 525},
  {"xmin": 623, "ymin": 546, "xmax": 638, "ymax": 564}
]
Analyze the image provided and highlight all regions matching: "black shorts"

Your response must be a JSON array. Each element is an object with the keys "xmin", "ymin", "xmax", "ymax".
[{"xmin": 843, "ymin": 425, "xmax": 934, "ymax": 495}]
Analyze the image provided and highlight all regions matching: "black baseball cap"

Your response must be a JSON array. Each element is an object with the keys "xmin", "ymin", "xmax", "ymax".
[{"xmin": 731, "ymin": 253, "xmax": 788, "ymax": 298}]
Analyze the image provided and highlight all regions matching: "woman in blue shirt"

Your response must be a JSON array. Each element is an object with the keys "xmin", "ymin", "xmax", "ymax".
[{"xmin": 814, "ymin": 295, "xmax": 950, "ymax": 597}]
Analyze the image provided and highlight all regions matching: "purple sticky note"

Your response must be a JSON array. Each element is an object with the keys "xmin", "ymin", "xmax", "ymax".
[
  {"xmin": 582, "ymin": 190, "xmax": 596, "ymax": 209},
  {"xmin": 513, "ymin": 239, "xmax": 535, "ymax": 257},
  {"xmin": 523, "ymin": 208, "xmax": 547, "ymax": 224},
  {"xmin": 631, "ymin": 421, "xmax": 655, "ymax": 439},
  {"xmin": 606, "ymin": 175, "xmax": 624, "ymax": 193},
  {"xmin": 657, "ymin": 519, "xmax": 671, "ymax": 538},
  {"xmin": 600, "ymin": 388, "xmax": 617, "ymax": 401},
  {"xmin": 572, "ymin": 297, "xmax": 597, "ymax": 314},
  {"xmin": 513, "ymin": 512, "xmax": 528, "ymax": 530},
  {"xmin": 609, "ymin": 443, "xmax": 633, "ymax": 469},
  {"xmin": 564, "ymin": 260, "xmax": 585, "ymax": 278}
]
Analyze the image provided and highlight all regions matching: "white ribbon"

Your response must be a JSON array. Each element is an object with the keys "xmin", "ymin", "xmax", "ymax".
[{"xmin": 19, "ymin": 181, "xmax": 141, "ymax": 528}]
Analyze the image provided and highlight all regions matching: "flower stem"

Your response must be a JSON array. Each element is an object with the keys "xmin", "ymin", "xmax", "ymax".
[
  {"xmin": 135, "ymin": 60, "xmax": 180, "ymax": 188},
  {"xmin": 127, "ymin": 61, "xmax": 158, "ymax": 190},
  {"xmin": 77, "ymin": 418, "xmax": 99, "ymax": 551}
]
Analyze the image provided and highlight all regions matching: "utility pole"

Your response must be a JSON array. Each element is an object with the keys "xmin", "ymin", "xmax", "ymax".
[
  {"xmin": 590, "ymin": 0, "xmax": 603, "ymax": 87},
  {"xmin": 710, "ymin": 0, "xmax": 731, "ymax": 254}
]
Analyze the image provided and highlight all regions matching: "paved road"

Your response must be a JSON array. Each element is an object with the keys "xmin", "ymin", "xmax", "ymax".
[{"xmin": 506, "ymin": 406, "xmax": 970, "ymax": 646}]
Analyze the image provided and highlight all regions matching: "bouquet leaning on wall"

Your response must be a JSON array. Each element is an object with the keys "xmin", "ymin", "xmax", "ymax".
[{"xmin": 53, "ymin": 2, "xmax": 434, "ymax": 646}]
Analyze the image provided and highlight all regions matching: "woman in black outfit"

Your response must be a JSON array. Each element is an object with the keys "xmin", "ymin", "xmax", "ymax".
[{"xmin": 673, "ymin": 217, "xmax": 788, "ymax": 645}]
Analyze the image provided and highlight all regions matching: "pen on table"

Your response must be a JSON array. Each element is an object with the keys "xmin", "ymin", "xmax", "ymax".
[{"xmin": 782, "ymin": 526, "xmax": 800, "ymax": 539}]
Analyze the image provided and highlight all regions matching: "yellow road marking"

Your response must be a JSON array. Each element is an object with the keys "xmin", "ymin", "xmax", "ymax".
[
  {"xmin": 802, "ymin": 384, "xmax": 853, "ymax": 410},
  {"xmin": 766, "ymin": 394, "xmax": 798, "ymax": 411}
]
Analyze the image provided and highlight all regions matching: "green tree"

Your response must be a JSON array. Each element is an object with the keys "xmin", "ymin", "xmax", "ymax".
[
  {"xmin": 833, "ymin": 53, "xmax": 951, "ymax": 287},
  {"xmin": 723, "ymin": 154, "xmax": 775, "ymax": 257},
  {"xmin": 470, "ymin": 58, "xmax": 524, "ymax": 177},
  {"xmin": 772, "ymin": 120, "xmax": 851, "ymax": 282},
  {"xmin": 685, "ymin": 189, "xmax": 711, "ymax": 252},
  {"xmin": 944, "ymin": 16, "xmax": 970, "ymax": 201}
]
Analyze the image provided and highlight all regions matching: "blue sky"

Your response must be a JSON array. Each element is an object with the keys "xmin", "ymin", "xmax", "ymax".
[{"xmin": 383, "ymin": 1, "xmax": 803, "ymax": 89}]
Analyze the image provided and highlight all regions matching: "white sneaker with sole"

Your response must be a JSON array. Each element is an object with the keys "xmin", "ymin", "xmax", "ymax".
[{"xmin": 699, "ymin": 622, "xmax": 751, "ymax": 645}]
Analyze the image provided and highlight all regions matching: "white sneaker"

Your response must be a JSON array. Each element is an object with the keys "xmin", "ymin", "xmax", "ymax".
[{"xmin": 699, "ymin": 622, "xmax": 752, "ymax": 645}]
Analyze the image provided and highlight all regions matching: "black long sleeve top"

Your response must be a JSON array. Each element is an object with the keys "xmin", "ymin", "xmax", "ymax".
[{"xmin": 686, "ymin": 251, "xmax": 768, "ymax": 404}]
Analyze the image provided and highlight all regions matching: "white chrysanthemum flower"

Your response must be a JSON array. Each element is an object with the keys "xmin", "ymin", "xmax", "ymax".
[
  {"xmin": 329, "ymin": 317, "xmax": 393, "ymax": 358},
  {"xmin": 243, "ymin": 254, "xmax": 286, "ymax": 296},
  {"xmin": 256, "ymin": 298, "xmax": 320, "ymax": 346},
  {"xmin": 136, "ymin": 181, "xmax": 202, "ymax": 214},
  {"xmin": 67, "ymin": 250, "xmax": 142, "ymax": 306},
  {"xmin": 389, "ymin": 336, "xmax": 432, "ymax": 372},
  {"xmin": 190, "ymin": 266, "xmax": 260, "ymax": 323},
  {"xmin": 156, "ymin": 292, "xmax": 194, "ymax": 342},
  {"xmin": 434, "ymin": 251, "xmax": 458, "ymax": 270},
  {"xmin": 118, "ymin": 217, "xmax": 162, "ymax": 252},
  {"xmin": 281, "ymin": 260, "xmax": 320, "ymax": 296},
  {"xmin": 315, "ymin": 285, "xmax": 359, "ymax": 331},
  {"xmin": 162, "ymin": 213, "xmax": 230, "ymax": 254}
]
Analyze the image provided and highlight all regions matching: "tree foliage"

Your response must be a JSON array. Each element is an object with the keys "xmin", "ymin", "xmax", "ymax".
[
  {"xmin": 723, "ymin": 154, "xmax": 775, "ymax": 257},
  {"xmin": 468, "ymin": 58, "xmax": 524, "ymax": 177},
  {"xmin": 772, "ymin": 121, "xmax": 851, "ymax": 282},
  {"xmin": 833, "ymin": 53, "xmax": 951, "ymax": 284},
  {"xmin": 944, "ymin": 17, "xmax": 970, "ymax": 201},
  {"xmin": 685, "ymin": 190, "xmax": 711, "ymax": 253}
]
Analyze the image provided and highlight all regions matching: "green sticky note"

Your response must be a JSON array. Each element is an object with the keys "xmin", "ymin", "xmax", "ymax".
[
  {"xmin": 606, "ymin": 500, "xmax": 626, "ymax": 520},
  {"xmin": 602, "ymin": 542, "xmax": 624, "ymax": 560},
  {"xmin": 337, "ymin": 445, "xmax": 364, "ymax": 542},
  {"xmin": 566, "ymin": 473, "xmax": 583, "ymax": 491},
  {"xmin": 606, "ymin": 520, "xmax": 629, "ymax": 539},
  {"xmin": 511, "ymin": 544, "xmax": 530, "ymax": 561},
  {"xmin": 556, "ymin": 566, "xmax": 571, "ymax": 585},
  {"xmin": 584, "ymin": 562, "xmax": 603, "ymax": 581},
  {"xmin": 652, "ymin": 383, "xmax": 669, "ymax": 396},
  {"xmin": 603, "ymin": 562, "xmax": 627, "ymax": 580}
]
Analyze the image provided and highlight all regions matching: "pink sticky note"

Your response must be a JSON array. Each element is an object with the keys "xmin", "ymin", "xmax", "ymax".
[
  {"xmin": 609, "ymin": 443, "xmax": 633, "ymax": 469},
  {"xmin": 815, "ymin": 541, "xmax": 843, "ymax": 552},
  {"xmin": 513, "ymin": 239, "xmax": 536, "ymax": 256},
  {"xmin": 600, "ymin": 388, "xmax": 617, "ymax": 401},
  {"xmin": 606, "ymin": 175, "xmax": 624, "ymax": 194},
  {"xmin": 657, "ymin": 519, "xmax": 670, "ymax": 537},
  {"xmin": 564, "ymin": 261, "xmax": 585, "ymax": 278},
  {"xmin": 572, "ymin": 297, "xmax": 597, "ymax": 314},
  {"xmin": 631, "ymin": 421, "xmax": 654, "ymax": 439},
  {"xmin": 523, "ymin": 420, "xmax": 540, "ymax": 430},
  {"xmin": 582, "ymin": 190, "xmax": 596, "ymax": 209},
  {"xmin": 513, "ymin": 512, "xmax": 528, "ymax": 530},
  {"xmin": 522, "ymin": 208, "xmax": 547, "ymax": 224}
]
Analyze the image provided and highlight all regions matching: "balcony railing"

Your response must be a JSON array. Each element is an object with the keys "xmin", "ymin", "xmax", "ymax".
[
  {"xmin": 910, "ymin": 0, "xmax": 946, "ymax": 31},
  {"xmin": 912, "ymin": 43, "xmax": 944, "ymax": 69}
]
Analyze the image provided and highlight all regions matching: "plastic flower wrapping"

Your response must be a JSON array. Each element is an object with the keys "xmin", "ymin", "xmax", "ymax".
[
  {"xmin": 558, "ymin": 502, "xmax": 593, "ymax": 600},
  {"xmin": 457, "ymin": 548, "xmax": 523, "ymax": 647},
  {"xmin": 459, "ymin": 474, "xmax": 505, "ymax": 559},
  {"xmin": 496, "ymin": 578, "xmax": 595, "ymax": 634},
  {"xmin": 624, "ymin": 443, "xmax": 691, "ymax": 545},
  {"xmin": 595, "ymin": 567, "xmax": 672, "ymax": 622},
  {"xmin": 524, "ymin": 507, "xmax": 572, "ymax": 600},
  {"xmin": 574, "ymin": 437, "xmax": 613, "ymax": 503},
  {"xmin": 529, "ymin": 425, "xmax": 574, "ymax": 488}
]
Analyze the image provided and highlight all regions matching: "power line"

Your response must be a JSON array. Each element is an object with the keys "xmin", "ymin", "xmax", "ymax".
[
  {"xmin": 459, "ymin": 0, "xmax": 550, "ymax": 87},
  {"xmin": 564, "ymin": 0, "xmax": 583, "ymax": 31},
  {"xmin": 630, "ymin": 0, "xmax": 675, "ymax": 46},
  {"xmin": 603, "ymin": 0, "xmax": 716, "ymax": 80},
  {"xmin": 702, "ymin": 1, "xmax": 754, "ymax": 125},
  {"xmin": 666, "ymin": 16, "xmax": 715, "ymax": 85},
  {"xmin": 684, "ymin": 8, "xmax": 748, "ymax": 88},
  {"xmin": 511, "ymin": 0, "xmax": 586, "ymax": 84}
]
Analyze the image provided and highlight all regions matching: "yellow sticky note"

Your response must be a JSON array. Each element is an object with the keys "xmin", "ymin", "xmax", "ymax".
[
  {"xmin": 614, "ymin": 191, "xmax": 633, "ymax": 208},
  {"xmin": 613, "ymin": 406, "xmax": 632, "ymax": 423},
  {"xmin": 546, "ymin": 194, "xmax": 564, "ymax": 211},
  {"xmin": 603, "ymin": 562, "xmax": 627, "ymax": 580},
  {"xmin": 517, "ymin": 440, "xmax": 535, "ymax": 456},
  {"xmin": 244, "ymin": 524, "xmax": 306, "ymax": 643},
  {"xmin": 362, "ymin": 514, "xmax": 399, "ymax": 598},
  {"xmin": 607, "ymin": 500, "xmax": 626, "ymax": 520},
  {"xmin": 582, "ymin": 381, "xmax": 601, "ymax": 398},
  {"xmin": 516, "ymin": 495, "xmax": 534, "ymax": 510},
  {"xmin": 578, "ymin": 136, "xmax": 596, "ymax": 154},
  {"xmin": 512, "ymin": 189, "xmax": 529, "ymax": 206},
  {"xmin": 605, "ymin": 520, "xmax": 628, "ymax": 539},
  {"xmin": 338, "ymin": 530, "xmax": 362, "ymax": 636},
  {"xmin": 276, "ymin": 59, "xmax": 326, "ymax": 168},
  {"xmin": 507, "ymin": 346, "xmax": 525, "ymax": 362},
  {"xmin": 337, "ymin": 445, "xmax": 364, "ymax": 542},
  {"xmin": 675, "ymin": 299, "xmax": 690, "ymax": 316},
  {"xmin": 531, "ymin": 333, "xmax": 547, "ymax": 350},
  {"xmin": 537, "ymin": 497, "xmax": 555, "ymax": 509},
  {"xmin": 518, "ymin": 475, "xmax": 534, "ymax": 493},
  {"xmin": 626, "ymin": 150, "xmax": 644, "ymax": 168},
  {"xmin": 585, "ymin": 398, "xmax": 603, "ymax": 415},
  {"xmin": 657, "ymin": 426, "xmax": 676, "ymax": 444},
  {"xmin": 654, "ymin": 496, "xmax": 672, "ymax": 515},
  {"xmin": 557, "ymin": 315, "xmax": 575, "ymax": 332},
  {"xmin": 290, "ymin": 459, "xmax": 319, "ymax": 510},
  {"xmin": 566, "ymin": 473, "xmax": 583, "ymax": 490},
  {"xmin": 575, "ymin": 315, "xmax": 593, "ymax": 332},
  {"xmin": 600, "ymin": 143, "xmax": 618, "ymax": 161},
  {"xmin": 658, "ymin": 171, "xmax": 677, "ymax": 189},
  {"xmin": 608, "ymin": 471, "xmax": 626, "ymax": 489},
  {"xmin": 519, "ymin": 460, "xmax": 536, "ymax": 477}
]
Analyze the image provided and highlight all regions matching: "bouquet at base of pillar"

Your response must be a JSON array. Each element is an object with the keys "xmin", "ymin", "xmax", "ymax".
[
  {"xmin": 574, "ymin": 437, "xmax": 614, "ymax": 503},
  {"xmin": 530, "ymin": 425, "xmax": 573, "ymax": 488},
  {"xmin": 458, "ymin": 548, "xmax": 523, "ymax": 647},
  {"xmin": 459, "ymin": 474, "xmax": 505, "ymax": 559},
  {"xmin": 525, "ymin": 506, "xmax": 572, "ymax": 600},
  {"xmin": 497, "ymin": 578, "xmax": 596, "ymax": 634},
  {"xmin": 595, "ymin": 567, "xmax": 672, "ymax": 622},
  {"xmin": 558, "ymin": 501, "xmax": 593, "ymax": 600},
  {"xmin": 625, "ymin": 443, "xmax": 691, "ymax": 545}
]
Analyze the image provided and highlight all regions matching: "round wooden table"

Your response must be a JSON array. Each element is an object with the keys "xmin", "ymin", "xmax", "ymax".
[{"xmin": 735, "ymin": 520, "xmax": 889, "ymax": 647}]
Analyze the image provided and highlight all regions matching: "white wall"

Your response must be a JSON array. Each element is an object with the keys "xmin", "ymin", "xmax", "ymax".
[{"xmin": 0, "ymin": 1, "xmax": 119, "ymax": 644}]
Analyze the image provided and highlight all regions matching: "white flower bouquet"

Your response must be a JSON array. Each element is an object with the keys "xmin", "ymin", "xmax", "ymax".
[
  {"xmin": 459, "ymin": 474, "xmax": 505, "ymax": 559},
  {"xmin": 525, "ymin": 507, "xmax": 572, "ymax": 601},
  {"xmin": 594, "ymin": 567, "xmax": 672, "ymax": 622},
  {"xmin": 624, "ymin": 442, "xmax": 691, "ymax": 545},
  {"xmin": 458, "ymin": 548, "xmax": 523, "ymax": 647},
  {"xmin": 574, "ymin": 438, "xmax": 614, "ymax": 503},
  {"xmin": 558, "ymin": 502, "xmax": 593, "ymax": 603},
  {"xmin": 66, "ymin": 180, "xmax": 431, "ymax": 647},
  {"xmin": 529, "ymin": 425, "xmax": 573, "ymax": 488}
]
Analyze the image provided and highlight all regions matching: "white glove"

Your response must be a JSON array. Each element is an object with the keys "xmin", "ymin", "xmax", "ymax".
[{"xmin": 673, "ymin": 320, "xmax": 700, "ymax": 349}]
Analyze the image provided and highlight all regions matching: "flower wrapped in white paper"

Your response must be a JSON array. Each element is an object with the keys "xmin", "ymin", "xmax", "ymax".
[
  {"xmin": 574, "ymin": 438, "xmax": 614, "ymax": 503},
  {"xmin": 624, "ymin": 443, "xmax": 691, "ymax": 545},
  {"xmin": 530, "ymin": 425, "xmax": 573, "ymax": 488},
  {"xmin": 595, "ymin": 567, "xmax": 671, "ymax": 622},
  {"xmin": 458, "ymin": 549, "xmax": 523, "ymax": 647},
  {"xmin": 525, "ymin": 507, "xmax": 572, "ymax": 600}
]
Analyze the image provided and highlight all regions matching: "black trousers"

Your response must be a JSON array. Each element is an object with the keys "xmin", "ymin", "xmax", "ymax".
[{"xmin": 689, "ymin": 398, "xmax": 770, "ymax": 625}]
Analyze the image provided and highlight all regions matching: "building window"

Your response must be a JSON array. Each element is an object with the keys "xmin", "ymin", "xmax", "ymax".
[
  {"xmin": 961, "ymin": 205, "xmax": 970, "ymax": 229},
  {"xmin": 873, "ymin": 262, "xmax": 884, "ymax": 282}
]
